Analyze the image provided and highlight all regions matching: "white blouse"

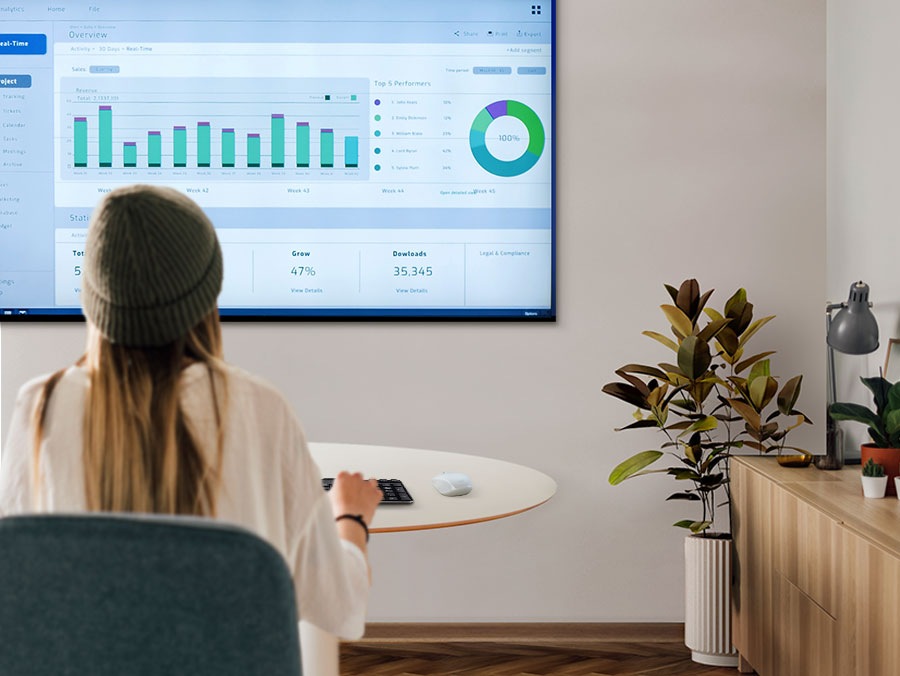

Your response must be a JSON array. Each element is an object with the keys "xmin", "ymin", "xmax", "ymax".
[{"xmin": 0, "ymin": 362, "xmax": 369, "ymax": 640}]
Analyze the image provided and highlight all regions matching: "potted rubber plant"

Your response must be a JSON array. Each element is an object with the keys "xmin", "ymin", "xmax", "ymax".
[
  {"xmin": 602, "ymin": 279, "xmax": 811, "ymax": 666},
  {"xmin": 829, "ymin": 377, "xmax": 900, "ymax": 496}
]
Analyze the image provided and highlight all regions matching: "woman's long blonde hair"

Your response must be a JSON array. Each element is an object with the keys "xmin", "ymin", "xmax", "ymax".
[{"xmin": 33, "ymin": 311, "xmax": 227, "ymax": 516}]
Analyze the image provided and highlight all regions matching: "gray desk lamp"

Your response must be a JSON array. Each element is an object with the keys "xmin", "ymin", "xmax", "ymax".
[{"xmin": 820, "ymin": 281, "xmax": 879, "ymax": 469}]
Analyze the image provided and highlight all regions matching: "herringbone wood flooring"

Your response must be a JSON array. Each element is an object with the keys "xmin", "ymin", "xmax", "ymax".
[{"xmin": 340, "ymin": 624, "xmax": 746, "ymax": 676}]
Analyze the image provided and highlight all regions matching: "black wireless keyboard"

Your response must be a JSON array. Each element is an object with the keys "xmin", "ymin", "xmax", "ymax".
[{"xmin": 321, "ymin": 478, "xmax": 414, "ymax": 504}]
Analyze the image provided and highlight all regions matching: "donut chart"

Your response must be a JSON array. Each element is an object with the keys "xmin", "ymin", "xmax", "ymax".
[{"xmin": 469, "ymin": 100, "xmax": 545, "ymax": 177}]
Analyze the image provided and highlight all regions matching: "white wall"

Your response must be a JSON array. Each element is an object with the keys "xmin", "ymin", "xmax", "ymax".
[
  {"xmin": 0, "ymin": 0, "xmax": 825, "ymax": 622},
  {"xmin": 828, "ymin": 0, "xmax": 900, "ymax": 458}
]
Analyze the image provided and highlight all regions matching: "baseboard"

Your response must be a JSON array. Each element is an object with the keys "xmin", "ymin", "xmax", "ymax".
[{"xmin": 355, "ymin": 622, "xmax": 685, "ymax": 646}]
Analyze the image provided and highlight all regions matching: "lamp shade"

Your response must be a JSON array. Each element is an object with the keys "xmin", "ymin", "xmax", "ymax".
[{"xmin": 827, "ymin": 281, "xmax": 879, "ymax": 355}]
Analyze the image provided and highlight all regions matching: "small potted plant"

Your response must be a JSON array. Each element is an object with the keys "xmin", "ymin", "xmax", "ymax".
[
  {"xmin": 829, "ymin": 377, "xmax": 900, "ymax": 496},
  {"xmin": 861, "ymin": 458, "xmax": 888, "ymax": 498}
]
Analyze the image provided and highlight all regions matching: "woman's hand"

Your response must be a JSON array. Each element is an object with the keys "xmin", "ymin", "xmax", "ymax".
[{"xmin": 329, "ymin": 471, "xmax": 382, "ymax": 540}]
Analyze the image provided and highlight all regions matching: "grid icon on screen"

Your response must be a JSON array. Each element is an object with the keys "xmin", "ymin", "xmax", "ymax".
[{"xmin": 532, "ymin": 5, "xmax": 541, "ymax": 15}]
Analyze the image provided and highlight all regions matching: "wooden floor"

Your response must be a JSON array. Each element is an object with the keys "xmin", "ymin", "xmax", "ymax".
[{"xmin": 340, "ymin": 624, "xmax": 745, "ymax": 676}]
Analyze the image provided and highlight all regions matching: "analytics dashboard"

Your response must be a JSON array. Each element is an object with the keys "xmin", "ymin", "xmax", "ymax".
[{"xmin": 0, "ymin": 0, "xmax": 555, "ymax": 319}]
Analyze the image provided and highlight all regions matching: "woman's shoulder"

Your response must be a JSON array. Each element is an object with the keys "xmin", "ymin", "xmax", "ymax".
[
  {"xmin": 14, "ymin": 366, "xmax": 88, "ymax": 405},
  {"xmin": 183, "ymin": 361, "xmax": 295, "ymax": 413}
]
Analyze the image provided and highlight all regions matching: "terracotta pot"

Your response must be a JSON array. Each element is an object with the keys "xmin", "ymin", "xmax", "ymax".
[{"xmin": 861, "ymin": 444, "xmax": 900, "ymax": 497}]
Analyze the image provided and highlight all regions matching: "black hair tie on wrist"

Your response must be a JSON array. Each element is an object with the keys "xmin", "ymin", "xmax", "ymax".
[{"xmin": 335, "ymin": 514, "xmax": 369, "ymax": 542}]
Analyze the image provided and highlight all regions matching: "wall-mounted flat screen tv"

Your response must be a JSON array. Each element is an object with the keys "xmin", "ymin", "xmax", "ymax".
[{"xmin": 0, "ymin": 0, "xmax": 554, "ymax": 320}]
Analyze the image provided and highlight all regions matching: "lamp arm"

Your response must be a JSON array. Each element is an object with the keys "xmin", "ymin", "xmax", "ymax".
[{"xmin": 826, "ymin": 307, "xmax": 839, "ymax": 409}]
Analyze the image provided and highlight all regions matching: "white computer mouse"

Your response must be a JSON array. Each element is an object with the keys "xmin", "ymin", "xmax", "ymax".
[{"xmin": 431, "ymin": 472, "xmax": 473, "ymax": 497}]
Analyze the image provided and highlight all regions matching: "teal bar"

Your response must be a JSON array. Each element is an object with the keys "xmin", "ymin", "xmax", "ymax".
[
  {"xmin": 173, "ymin": 126, "xmax": 187, "ymax": 167},
  {"xmin": 197, "ymin": 122, "xmax": 211, "ymax": 167},
  {"xmin": 296, "ymin": 122, "xmax": 310, "ymax": 167},
  {"xmin": 222, "ymin": 129, "xmax": 235, "ymax": 167},
  {"xmin": 99, "ymin": 106, "xmax": 112, "ymax": 167},
  {"xmin": 247, "ymin": 133, "xmax": 261, "ymax": 167},
  {"xmin": 320, "ymin": 128, "xmax": 334, "ymax": 168},
  {"xmin": 74, "ymin": 117, "xmax": 88, "ymax": 167},
  {"xmin": 123, "ymin": 142, "xmax": 137, "ymax": 167},
  {"xmin": 344, "ymin": 135, "xmax": 359, "ymax": 168},
  {"xmin": 271, "ymin": 114, "xmax": 285, "ymax": 167},
  {"xmin": 147, "ymin": 131, "xmax": 162, "ymax": 167}
]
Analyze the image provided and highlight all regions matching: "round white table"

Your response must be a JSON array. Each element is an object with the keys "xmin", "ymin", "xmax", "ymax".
[
  {"xmin": 310, "ymin": 442, "xmax": 557, "ymax": 532},
  {"xmin": 300, "ymin": 442, "xmax": 557, "ymax": 675}
]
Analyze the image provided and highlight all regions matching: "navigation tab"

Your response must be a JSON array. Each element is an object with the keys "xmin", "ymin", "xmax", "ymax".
[
  {"xmin": 0, "ymin": 34, "xmax": 48, "ymax": 55},
  {"xmin": 0, "ymin": 74, "xmax": 31, "ymax": 88}
]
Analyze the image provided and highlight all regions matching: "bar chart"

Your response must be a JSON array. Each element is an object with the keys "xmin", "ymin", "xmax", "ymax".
[{"xmin": 60, "ymin": 77, "xmax": 369, "ymax": 179}]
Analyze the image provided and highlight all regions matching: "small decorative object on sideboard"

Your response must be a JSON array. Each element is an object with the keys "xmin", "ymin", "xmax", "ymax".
[
  {"xmin": 776, "ymin": 451, "xmax": 813, "ymax": 467},
  {"xmin": 861, "ymin": 458, "xmax": 888, "ymax": 498},
  {"xmin": 829, "ymin": 376, "xmax": 900, "ymax": 496}
]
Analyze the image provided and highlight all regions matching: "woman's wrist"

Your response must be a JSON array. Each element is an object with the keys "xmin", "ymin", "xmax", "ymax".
[{"xmin": 335, "ymin": 513, "xmax": 369, "ymax": 542}]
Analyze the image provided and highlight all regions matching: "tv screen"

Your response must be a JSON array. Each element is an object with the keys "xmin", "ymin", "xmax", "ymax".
[{"xmin": 0, "ymin": 0, "xmax": 555, "ymax": 320}]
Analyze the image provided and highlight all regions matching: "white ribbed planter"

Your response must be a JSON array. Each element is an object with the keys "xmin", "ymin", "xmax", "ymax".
[{"xmin": 684, "ymin": 534, "xmax": 739, "ymax": 667}]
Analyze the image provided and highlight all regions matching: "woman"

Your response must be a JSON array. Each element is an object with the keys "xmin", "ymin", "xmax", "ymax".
[{"xmin": 0, "ymin": 184, "xmax": 382, "ymax": 639}]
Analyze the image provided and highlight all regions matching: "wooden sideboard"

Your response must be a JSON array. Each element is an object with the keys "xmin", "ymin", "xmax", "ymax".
[{"xmin": 731, "ymin": 456, "xmax": 900, "ymax": 676}]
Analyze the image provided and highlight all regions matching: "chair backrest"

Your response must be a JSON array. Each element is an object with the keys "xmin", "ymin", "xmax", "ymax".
[{"xmin": 0, "ymin": 514, "xmax": 302, "ymax": 676}]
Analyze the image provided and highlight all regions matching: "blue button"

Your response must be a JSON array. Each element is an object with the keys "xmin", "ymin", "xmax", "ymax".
[
  {"xmin": 0, "ymin": 74, "xmax": 31, "ymax": 88},
  {"xmin": 517, "ymin": 67, "xmax": 547, "ymax": 75},
  {"xmin": 0, "ymin": 34, "xmax": 48, "ymax": 55}
]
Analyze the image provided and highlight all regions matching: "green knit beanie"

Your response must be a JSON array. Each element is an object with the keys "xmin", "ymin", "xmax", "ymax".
[{"xmin": 82, "ymin": 184, "xmax": 223, "ymax": 347}]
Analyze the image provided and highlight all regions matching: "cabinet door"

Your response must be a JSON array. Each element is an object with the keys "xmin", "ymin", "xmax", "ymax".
[
  {"xmin": 731, "ymin": 461, "xmax": 775, "ymax": 676},
  {"xmin": 773, "ymin": 573, "xmax": 837, "ymax": 676},
  {"xmin": 840, "ymin": 530, "xmax": 900, "ymax": 676},
  {"xmin": 774, "ymin": 488, "xmax": 840, "ymax": 617}
]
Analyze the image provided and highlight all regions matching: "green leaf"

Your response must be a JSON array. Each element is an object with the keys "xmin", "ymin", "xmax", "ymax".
[
  {"xmin": 661, "ymin": 304, "xmax": 694, "ymax": 339},
  {"xmin": 602, "ymin": 382, "xmax": 650, "ymax": 410},
  {"xmin": 885, "ymin": 408, "xmax": 900, "ymax": 438},
  {"xmin": 614, "ymin": 419, "xmax": 660, "ymax": 432},
  {"xmin": 677, "ymin": 335, "xmax": 712, "ymax": 380},
  {"xmin": 734, "ymin": 351, "xmax": 776, "ymax": 374},
  {"xmin": 828, "ymin": 402, "xmax": 881, "ymax": 430},
  {"xmin": 699, "ymin": 473, "xmax": 725, "ymax": 487},
  {"xmin": 728, "ymin": 398, "xmax": 761, "ymax": 429},
  {"xmin": 670, "ymin": 469, "xmax": 700, "ymax": 481},
  {"xmin": 666, "ymin": 492, "xmax": 701, "ymax": 501},
  {"xmin": 703, "ymin": 308, "xmax": 725, "ymax": 323},
  {"xmin": 674, "ymin": 519, "xmax": 712, "ymax": 534},
  {"xmin": 741, "ymin": 440, "xmax": 767, "ymax": 452},
  {"xmin": 777, "ymin": 375, "xmax": 803, "ymax": 416},
  {"xmin": 697, "ymin": 317, "xmax": 732, "ymax": 344},
  {"xmin": 664, "ymin": 283, "xmax": 680, "ymax": 305},
  {"xmin": 888, "ymin": 381, "xmax": 900, "ymax": 412},
  {"xmin": 674, "ymin": 279, "xmax": 700, "ymax": 319},
  {"xmin": 747, "ymin": 359, "xmax": 771, "ymax": 383},
  {"xmin": 608, "ymin": 450, "xmax": 663, "ymax": 485},
  {"xmin": 749, "ymin": 375, "xmax": 778, "ymax": 411},
  {"xmin": 643, "ymin": 330, "xmax": 679, "ymax": 352},
  {"xmin": 737, "ymin": 315, "xmax": 774, "ymax": 348},
  {"xmin": 678, "ymin": 415, "xmax": 718, "ymax": 438},
  {"xmin": 861, "ymin": 377, "xmax": 891, "ymax": 415},
  {"xmin": 715, "ymin": 327, "xmax": 739, "ymax": 356},
  {"xmin": 617, "ymin": 363, "xmax": 669, "ymax": 380},
  {"xmin": 723, "ymin": 288, "xmax": 747, "ymax": 321}
]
